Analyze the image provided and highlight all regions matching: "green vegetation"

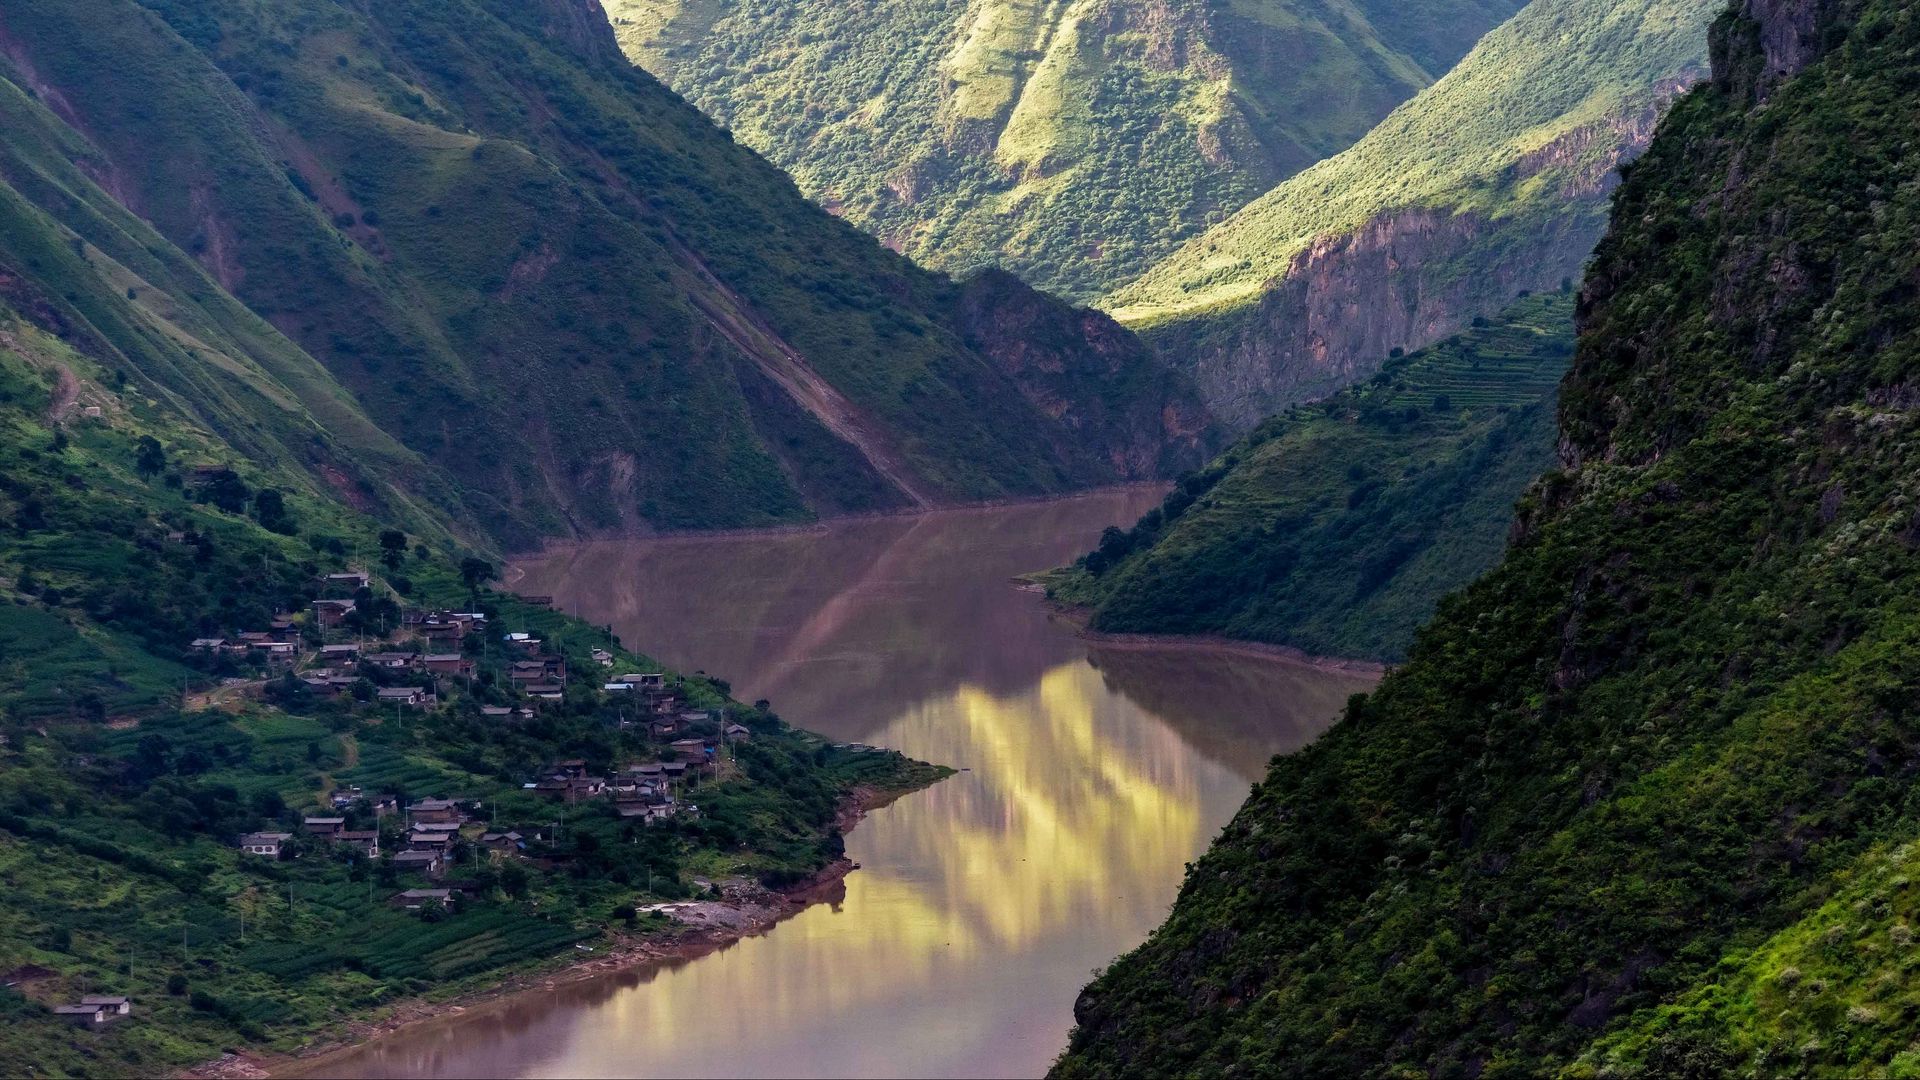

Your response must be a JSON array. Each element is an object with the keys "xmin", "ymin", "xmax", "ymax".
[
  {"xmin": 0, "ymin": 0, "xmax": 1208, "ymax": 547},
  {"xmin": 1108, "ymin": 0, "xmax": 1714, "ymax": 323},
  {"xmin": 0, "ymin": 137, "xmax": 944, "ymax": 1075},
  {"xmin": 1045, "ymin": 292, "xmax": 1572, "ymax": 661},
  {"xmin": 1056, "ymin": 0, "xmax": 1920, "ymax": 1073},
  {"xmin": 606, "ymin": 0, "xmax": 1521, "ymax": 301}
]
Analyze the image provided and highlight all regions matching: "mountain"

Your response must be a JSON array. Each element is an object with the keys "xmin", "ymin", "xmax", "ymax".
[
  {"xmin": 0, "ymin": 105, "xmax": 944, "ymax": 1073},
  {"xmin": 1108, "ymin": 0, "xmax": 1714, "ymax": 428},
  {"xmin": 0, "ymin": 0, "xmax": 1211, "ymax": 549},
  {"xmin": 1055, "ymin": 0, "xmax": 1920, "ymax": 1073},
  {"xmin": 1044, "ymin": 291, "xmax": 1571, "ymax": 663},
  {"xmin": 604, "ymin": 0, "xmax": 1524, "ymax": 301}
]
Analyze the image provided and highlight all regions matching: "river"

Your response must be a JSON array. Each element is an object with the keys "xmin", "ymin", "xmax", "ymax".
[{"xmin": 299, "ymin": 490, "xmax": 1377, "ymax": 1078}]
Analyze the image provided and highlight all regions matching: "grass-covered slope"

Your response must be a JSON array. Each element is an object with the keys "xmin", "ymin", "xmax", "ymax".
[
  {"xmin": 1108, "ymin": 0, "xmax": 1714, "ymax": 427},
  {"xmin": 0, "ymin": 252, "xmax": 941, "ymax": 1075},
  {"xmin": 1045, "ymin": 292, "xmax": 1571, "ymax": 662},
  {"xmin": 1056, "ymin": 0, "xmax": 1920, "ymax": 1073},
  {"xmin": 606, "ymin": 0, "xmax": 1522, "ymax": 301},
  {"xmin": 0, "ymin": 0, "xmax": 1210, "ymax": 546}
]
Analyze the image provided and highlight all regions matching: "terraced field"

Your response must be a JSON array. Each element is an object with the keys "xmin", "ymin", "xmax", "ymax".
[{"xmin": 1045, "ymin": 292, "xmax": 1573, "ymax": 661}]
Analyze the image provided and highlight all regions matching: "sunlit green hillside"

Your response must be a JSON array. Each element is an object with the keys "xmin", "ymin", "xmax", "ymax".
[
  {"xmin": 1107, "ymin": 0, "xmax": 1714, "ymax": 325},
  {"xmin": 605, "ymin": 0, "xmax": 1521, "ymax": 300}
]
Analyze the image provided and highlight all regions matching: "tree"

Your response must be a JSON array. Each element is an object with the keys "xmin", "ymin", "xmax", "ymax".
[
  {"xmin": 254, "ymin": 488, "xmax": 295, "ymax": 534},
  {"xmin": 378, "ymin": 529, "xmax": 408, "ymax": 569},
  {"xmin": 202, "ymin": 469, "xmax": 250, "ymax": 514},
  {"xmin": 135, "ymin": 436, "xmax": 166, "ymax": 478},
  {"xmin": 459, "ymin": 557, "xmax": 493, "ymax": 593}
]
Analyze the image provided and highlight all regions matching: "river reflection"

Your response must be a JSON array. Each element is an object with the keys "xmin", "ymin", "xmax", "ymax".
[{"xmin": 300, "ymin": 490, "xmax": 1376, "ymax": 1078}]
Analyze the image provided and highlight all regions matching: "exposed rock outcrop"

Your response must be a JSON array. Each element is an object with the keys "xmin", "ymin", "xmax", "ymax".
[{"xmin": 1148, "ymin": 91, "xmax": 1687, "ymax": 430}]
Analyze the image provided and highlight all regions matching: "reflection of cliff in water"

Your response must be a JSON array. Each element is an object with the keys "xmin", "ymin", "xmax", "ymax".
[
  {"xmin": 1085, "ymin": 646, "xmax": 1374, "ymax": 782},
  {"xmin": 512, "ymin": 491, "xmax": 1164, "ymax": 739}
]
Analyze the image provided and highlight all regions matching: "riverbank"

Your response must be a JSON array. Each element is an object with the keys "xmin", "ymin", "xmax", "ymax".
[
  {"xmin": 507, "ymin": 484, "xmax": 1174, "ymax": 564},
  {"xmin": 1030, "ymin": 588, "xmax": 1389, "ymax": 676},
  {"xmin": 181, "ymin": 782, "xmax": 937, "ymax": 1080}
]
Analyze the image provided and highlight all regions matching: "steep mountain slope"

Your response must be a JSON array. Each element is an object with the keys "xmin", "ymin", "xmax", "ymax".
[
  {"xmin": 1110, "ymin": 0, "xmax": 1713, "ymax": 427},
  {"xmin": 1045, "ymin": 292, "xmax": 1571, "ymax": 662},
  {"xmin": 1057, "ymin": 0, "xmax": 1920, "ymax": 1073},
  {"xmin": 605, "ymin": 0, "xmax": 1523, "ymax": 301},
  {"xmin": 0, "ymin": 0, "xmax": 1211, "ymax": 548}
]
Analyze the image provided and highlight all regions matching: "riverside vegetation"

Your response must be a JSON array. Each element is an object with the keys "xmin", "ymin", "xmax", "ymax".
[
  {"xmin": 0, "ymin": 0, "xmax": 1211, "ymax": 546},
  {"xmin": 604, "ymin": 0, "xmax": 1522, "ymax": 301},
  {"xmin": 1044, "ymin": 291, "xmax": 1573, "ymax": 663},
  {"xmin": 1056, "ymin": 0, "xmax": 1920, "ymax": 1073}
]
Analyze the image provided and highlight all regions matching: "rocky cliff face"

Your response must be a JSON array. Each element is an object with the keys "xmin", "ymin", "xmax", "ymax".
[
  {"xmin": 958, "ymin": 270, "xmax": 1218, "ymax": 477},
  {"xmin": 1149, "ymin": 87, "xmax": 1688, "ymax": 429}
]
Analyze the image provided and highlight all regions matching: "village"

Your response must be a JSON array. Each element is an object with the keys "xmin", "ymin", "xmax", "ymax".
[
  {"xmin": 195, "ymin": 573, "xmax": 761, "ymax": 897},
  {"xmin": 20, "ymin": 560, "xmax": 917, "ymax": 1048}
]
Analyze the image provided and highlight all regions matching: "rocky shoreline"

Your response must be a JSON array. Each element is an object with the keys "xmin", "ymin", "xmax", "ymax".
[{"xmin": 181, "ymin": 784, "xmax": 924, "ymax": 1079}]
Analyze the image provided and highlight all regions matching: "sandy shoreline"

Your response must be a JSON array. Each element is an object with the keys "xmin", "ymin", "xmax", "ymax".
[{"xmin": 181, "ymin": 785, "xmax": 922, "ymax": 1080}]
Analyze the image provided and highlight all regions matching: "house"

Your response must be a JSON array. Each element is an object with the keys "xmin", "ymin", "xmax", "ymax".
[
  {"xmin": 646, "ymin": 718, "xmax": 679, "ymax": 739},
  {"xmin": 190, "ymin": 638, "xmax": 226, "ymax": 652},
  {"xmin": 418, "ymin": 620, "xmax": 466, "ymax": 644},
  {"xmin": 503, "ymin": 633, "xmax": 543, "ymax": 653},
  {"xmin": 660, "ymin": 761, "xmax": 688, "ymax": 781},
  {"xmin": 406, "ymin": 832, "xmax": 453, "ymax": 852},
  {"xmin": 259, "ymin": 641, "xmax": 297, "ymax": 669},
  {"xmin": 603, "ymin": 682, "xmax": 634, "ymax": 694},
  {"xmin": 365, "ymin": 651, "xmax": 419, "ymax": 670},
  {"xmin": 330, "ymin": 785, "xmax": 364, "ymax": 809},
  {"xmin": 81, "ymin": 996, "xmax": 132, "ymax": 1017},
  {"xmin": 554, "ymin": 759, "xmax": 588, "ymax": 779},
  {"xmin": 479, "ymin": 831, "xmax": 525, "ymax": 853},
  {"xmin": 376, "ymin": 687, "xmax": 435, "ymax": 708},
  {"xmin": 336, "ymin": 830, "xmax": 380, "ymax": 856},
  {"xmin": 299, "ymin": 675, "xmax": 349, "ymax": 697},
  {"xmin": 391, "ymin": 850, "xmax": 442, "ymax": 877},
  {"xmin": 409, "ymin": 797, "xmax": 462, "ymax": 824},
  {"xmin": 523, "ymin": 684, "xmax": 565, "ymax": 701},
  {"xmin": 311, "ymin": 599, "xmax": 356, "ymax": 629},
  {"xmin": 411, "ymin": 821, "xmax": 461, "ymax": 835},
  {"xmin": 302, "ymin": 816, "xmax": 345, "ymax": 837},
  {"xmin": 520, "ymin": 595, "xmax": 553, "ymax": 606},
  {"xmin": 388, "ymin": 887, "xmax": 458, "ymax": 910},
  {"xmin": 669, "ymin": 738, "xmax": 711, "ymax": 761},
  {"xmin": 480, "ymin": 705, "xmax": 531, "ymax": 723},
  {"xmin": 422, "ymin": 654, "xmax": 474, "ymax": 678},
  {"xmin": 322, "ymin": 571, "xmax": 371, "ymax": 594},
  {"xmin": 238, "ymin": 831, "xmax": 292, "ymax": 858},
  {"xmin": 55, "ymin": 1004, "xmax": 111, "ymax": 1027},
  {"xmin": 269, "ymin": 615, "xmax": 299, "ymax": 639},
  {"xmin": 617, "ymin": 673, "xmax": 666, "ymax": 690},
  {"xmin": 725, "ymin": 723, "xmax": 752, "ymax": 744},
  {"xmin": 318, "ymin": 643, "xmax": 362, "ymax": 667},
  {"xmin": 591, "ymin": 648, "xmax": 613, "ymax": 667}
]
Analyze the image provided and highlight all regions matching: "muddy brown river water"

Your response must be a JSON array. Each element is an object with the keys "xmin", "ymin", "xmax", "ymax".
[{"xmin": 298, "ymin": 490, "xmax": 1376, "ymax": 1078}]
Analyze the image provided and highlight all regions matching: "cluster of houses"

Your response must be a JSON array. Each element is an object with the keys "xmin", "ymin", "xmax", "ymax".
[
  {"xmin": 297, "ymin": 607, "xmax": 486, "ymax": 704},
  {"xmin": 54, "ymin": 995, "xmax": 132, "ymax": 1028}
]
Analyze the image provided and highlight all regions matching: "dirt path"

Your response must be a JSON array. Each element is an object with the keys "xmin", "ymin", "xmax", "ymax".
[{"xmin": 674, "ymin": 244, "xmax": 936, "ymax": 508}]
